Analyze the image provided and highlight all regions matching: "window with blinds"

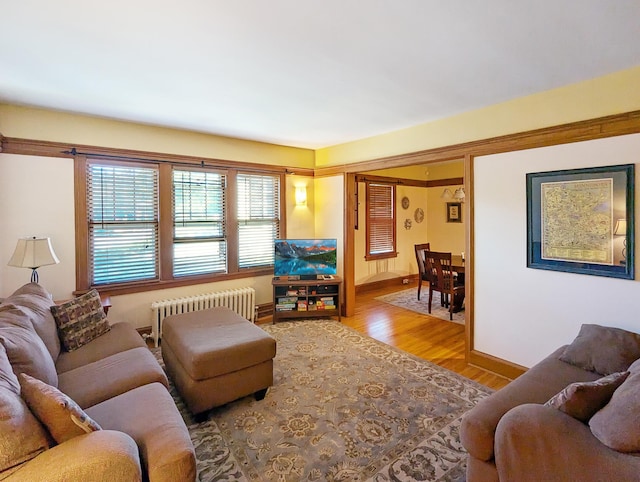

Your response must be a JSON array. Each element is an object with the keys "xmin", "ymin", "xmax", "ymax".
[
  {"xmin": 173, "ymin": 169, "xmax": 227, "ymax": 276},
  {"xmin": 365, "ymin": 182, "xmax": 397, "ymax": 260},
  {"xmin": 88, "ymin": 163, "xmax": 159, "ymax": 285},
  {"xmin": 237, "ymin": 173, "xmax": 280, "ymax": 268},
  {"xmin": 81, "ymin": 159, "xmax": 282, "ymax": 291}
]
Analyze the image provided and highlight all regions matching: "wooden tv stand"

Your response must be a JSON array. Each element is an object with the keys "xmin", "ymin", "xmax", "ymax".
[{"xmin": 272, "ymin": 276, "xmax": 342, "ymax": 323}]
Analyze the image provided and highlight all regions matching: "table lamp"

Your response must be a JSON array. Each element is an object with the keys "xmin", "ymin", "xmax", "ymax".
[
  {"xmin": 614, "ymin": 219, "xmax": 627, "ymax": 265},
  {"xmin": 7, "ymin": 237, "xmax": 60, "ymax": 283}
]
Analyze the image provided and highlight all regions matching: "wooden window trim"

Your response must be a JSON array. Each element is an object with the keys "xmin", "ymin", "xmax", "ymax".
[
  {"xmin": 74, "ymin": 156, "xmax": 284, "ymax": 296},
  {"xmin": 365, "ymin": 182, "xmax": 397, "ymax": 261}
]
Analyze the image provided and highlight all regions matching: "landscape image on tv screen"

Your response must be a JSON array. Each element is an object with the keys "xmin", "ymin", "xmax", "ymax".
[{"xmin": 274, "ymin": 239, "xmax": 337, "ymax": 278}]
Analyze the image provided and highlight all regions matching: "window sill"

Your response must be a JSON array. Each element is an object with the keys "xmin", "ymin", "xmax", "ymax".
[
  {"xmin": 79, "ymin": 268, "xmax": 274, "ymax": 297},
  {"xmin": 364, "ymin": 252, "xmax": 398, "ymax": 261}
]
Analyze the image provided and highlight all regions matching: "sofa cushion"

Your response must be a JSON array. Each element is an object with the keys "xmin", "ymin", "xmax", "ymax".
[
  {"xmin": 0, "ymin": 343, "xmax": 51, "ymax": 476},
  {"xmin": 560, "ymin": 324, "xmax": 640, "ymax": 375},
  {"xmin": 86, "ymin": 382, "xmax": 196, "ymax": 482},
  {"xmin": 4, "ymin": 283, "xmax": 61, "ymax": 362},
  {"xmin": 55, "ymin": 322, "xmax": 147, "ymax": 374},
  {"xmin": 51, "ymin": 290, "xmax": 110, "ymax": 352},
  {"xmin": 589, "ymin": 370, "xmax": 640, "ymax": 452},
  {"xmin": 0, "ymin": 323, "xmax": 58, "ymax": 387},
  {"xmin": 544, "ymin": 371, "xmax": 629, "ymax": 422},
  {"xmin": 57, "ymin": 347, "xmax": 168, "ymax": 409},
  {"xmin": 460, "ymin": 346, "xmax": 600, "ymax": 462},
  {"xmin": 0, "ymin": 303, "xmax": 34, "ymax": 330},
  {"xmin": 19, "ymin": 373, "xmax": 101, "ymax": 444}
]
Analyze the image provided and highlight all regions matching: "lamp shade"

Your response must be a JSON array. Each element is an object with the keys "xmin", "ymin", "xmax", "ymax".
[
  {"xmin": 8, "ymin": 237, "xmax": 60, "ymax": 269},
  {"xmin": 295, "ymin": 186, "xmax": 307, "ymax": 206},
  {"xmin": 453, "ymin": 187, "xmax": 466, "ymax": 201},
  {"xmin": 614, "ymin": 219, "xmax": 627, "ymax": 236}
]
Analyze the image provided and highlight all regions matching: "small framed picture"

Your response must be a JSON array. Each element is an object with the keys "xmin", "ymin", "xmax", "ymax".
[{"xmin": 447, "ymin": 202, "xmax": 462, "ymax": 223}]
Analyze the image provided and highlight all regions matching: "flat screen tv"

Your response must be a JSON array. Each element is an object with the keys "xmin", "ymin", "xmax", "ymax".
[{"xmin": 274, "ymin": 239, "xmax": 337, "ymax": 280}]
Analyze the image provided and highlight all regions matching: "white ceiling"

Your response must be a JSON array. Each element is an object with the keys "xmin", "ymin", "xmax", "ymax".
[{"xmin": 2, "ymin": 1, "xmax": 640, "ymax": 149}]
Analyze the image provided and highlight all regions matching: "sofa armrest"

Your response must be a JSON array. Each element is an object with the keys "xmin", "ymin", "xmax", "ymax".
[
  {"xmin": 5, "ymin": 430, "xmax": 142, "ymax": 481},
  {"xmin": 495, "ymin": 404, "xmax": 640, "ymax": 482}
]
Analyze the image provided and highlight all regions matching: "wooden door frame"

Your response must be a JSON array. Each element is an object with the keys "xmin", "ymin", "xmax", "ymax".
[{"xmin": 340, "ymin": 110, "xmax": 640, "ymax": 374}]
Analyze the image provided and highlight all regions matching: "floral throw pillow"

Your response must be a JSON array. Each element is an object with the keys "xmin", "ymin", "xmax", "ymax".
[{"xmin": 50, "ymin": 290, "xmax": 110, "ymax": 351}]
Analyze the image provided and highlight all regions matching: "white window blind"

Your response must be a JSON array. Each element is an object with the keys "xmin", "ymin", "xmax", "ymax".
[
  {"xmin": 366, "ymin": 182, "xmax": 396, "ymax": 258},
  {"xmin": 237, "ymin": 173, "xmax": 280, "ymax": 268},
  {"xmin": 88, "ymin": 163, "xmax": 159, "ymax": 285},
  {"xmin": 173, "ymin": 169, "xmax": 227, "ymax": 277}
]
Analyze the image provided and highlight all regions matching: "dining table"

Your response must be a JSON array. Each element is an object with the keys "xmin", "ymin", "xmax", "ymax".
[{"xmin": 451, "ymin": 254, "xmax": 465, "ymax": 273}]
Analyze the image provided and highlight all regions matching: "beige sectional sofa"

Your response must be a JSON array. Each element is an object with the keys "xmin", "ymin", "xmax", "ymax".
[
  {"xmin": 0, "ymin": 283, "xmax": 196, "ymax": 481},
  {"xmin": 461, "ymin": 324, "xmax": 640, "ymax": 482}
]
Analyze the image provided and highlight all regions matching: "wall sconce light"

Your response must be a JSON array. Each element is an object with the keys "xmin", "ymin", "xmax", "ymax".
[
  {"xmin": 441, "ymin": 187, "xmax": 465, "ymax": 202},
  {"xmin": 453, "ymin": 187, "xmax": 466, "ymax": 202},
  {"xmin": 8, "ymin": 236, "xmax": 60, "ymax": 283},
  {"xmin": 295, "ymin": 186, "xmax": 307, "ymax": 206},
  {"xmin": 614, "ymin": 218, "xmax": 627, "ymax": 263}
]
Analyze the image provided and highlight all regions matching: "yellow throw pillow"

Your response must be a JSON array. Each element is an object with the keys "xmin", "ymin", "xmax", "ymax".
[{"xmin": 18, "ymin": 373, "xmax": 101, "ymax": 444}]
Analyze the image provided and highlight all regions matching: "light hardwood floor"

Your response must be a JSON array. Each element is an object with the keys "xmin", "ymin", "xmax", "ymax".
[{"xmin": 341, "ymin": 283, "xmax": 510, "ymax": 391}]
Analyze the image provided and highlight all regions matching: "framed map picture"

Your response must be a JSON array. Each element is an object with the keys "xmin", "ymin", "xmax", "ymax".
[{"xmin": 526, "ymin": 164, "xmax": 634, "ymax": 279}]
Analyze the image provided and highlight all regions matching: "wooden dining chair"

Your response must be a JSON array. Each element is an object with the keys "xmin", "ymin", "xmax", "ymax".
[
  {"xmin": 423, "ymin": 251, "xmax": 465, "ymax": 320},
  {"xmin": 414, "ymin": 243, "xmax": 431, "ymax": 300}
]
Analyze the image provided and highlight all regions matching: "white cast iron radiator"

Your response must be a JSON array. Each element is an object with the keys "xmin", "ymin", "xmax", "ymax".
[{"xmin": 150, "ymin": 287, "xmax": 256, "ymax": 347}]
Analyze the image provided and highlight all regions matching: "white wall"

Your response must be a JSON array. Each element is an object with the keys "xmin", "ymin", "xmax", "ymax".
[
  {"xmin": 474, "ymin": 134, "xmax": 640, "ymax": 368},
  {"xmin": 0, "ymin": 154, "xmax": 76, "ymax": 300}
]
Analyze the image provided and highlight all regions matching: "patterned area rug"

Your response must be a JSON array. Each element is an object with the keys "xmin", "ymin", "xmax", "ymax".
[
  {"xmin": 154, "ymin": 320, "xmax": 490, "ymax": 481},
  {"xmin": 374, "ymin": 289, "xmax": 465, "ymax": 325}
]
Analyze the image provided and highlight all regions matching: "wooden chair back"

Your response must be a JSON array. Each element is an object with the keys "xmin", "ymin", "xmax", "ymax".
[
  {"xmin": 425, "ymin": 251, "xmax": 456, "ymax": 291},
  {"xmin": 423, "ymin": 250, "xmax": 465, "ymax": 320},
  {"xmin": 414, "ymin": 243, "xmax": 431, "ymax": 280}
]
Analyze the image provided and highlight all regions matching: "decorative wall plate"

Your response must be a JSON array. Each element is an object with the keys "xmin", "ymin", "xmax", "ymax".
[
  {"xmin": 414, "ymin": 207, "xmax": 424, "ymax": 223},
  {"xmin": 401, "ymin": 196, "xmax": 410, "ymax": 209}
]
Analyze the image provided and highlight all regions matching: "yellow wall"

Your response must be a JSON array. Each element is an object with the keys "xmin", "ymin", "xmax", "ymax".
[
  {"xmin": 285, "ymin": 175, "xmax": 315, "ymax": 238},
  {"xmin": 314, "ymin": 175, "xmax": 345, "ymax": 277},
  {"xmin": 0, "ymin": 104, "xmax": 315, "ymax": 168},
  {"xmin": 353, "ymin": 161, "xmax": 465, "ymax": 285},
  {"xmin": 424, "ymin": 162, "xmax": 465, "ymax": 255},
  {"xmin": 355, "ymin": 180, "xmax": 428, "ymax": 285},
  {"xmin": 315, "ymin": 66, "xmax": 640, "ymax": 166}
]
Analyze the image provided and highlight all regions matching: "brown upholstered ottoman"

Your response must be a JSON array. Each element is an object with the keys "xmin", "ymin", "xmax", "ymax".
[{"xmin": 161, "ymin": 306, "xmax": 276, "ymax": 415}]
